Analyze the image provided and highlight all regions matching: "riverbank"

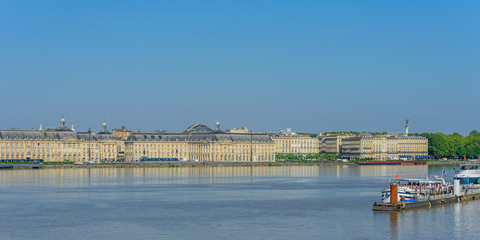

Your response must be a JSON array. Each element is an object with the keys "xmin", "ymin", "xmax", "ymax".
[{"xmin": 0, "ymin": 160, "xmax": 469, "ymax": 169}]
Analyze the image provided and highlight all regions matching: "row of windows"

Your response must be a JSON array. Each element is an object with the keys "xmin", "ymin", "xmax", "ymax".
[
  {"xmin": 132, "ymin": 144, "xmax": 274, "ymax": 151},
  {"xmin": 0, "ymin": 142, "xmax": 108, "ymax": 147},
  {"xmin": 1, "ymin": 147, "xmax": 115, "ymax": 153},
  {"xmin": 130, "ymin": 153, "xmax": 274, "ymax": 161}
]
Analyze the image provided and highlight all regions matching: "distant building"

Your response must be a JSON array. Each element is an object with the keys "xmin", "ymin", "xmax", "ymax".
[
  {"xmin": 0, "ymin": 118, "xmax": 428, "ymax": 162},
  {"xmin": 272, "ymin": 130, "xmax": 320, "ymax": 155},
  {"xmin": 0, "ymin": 117, "xmax": 121, "ymax": 162},
  {"xmin": 321, "ymin": 133, "xmax": 359, "ymax": 154},
  {"xmin": 397, "ymin": 136, "xmax": 429, "ymax": 160},
  {"xmin": 342, "ymin": 135, "xmax": 397, "ymax": 160},
  {"xmin": 225, "ymin": 126, "xmax": 249, "ymax": 133},
  {"xmin": 112, "ymin": 126, "xmax": 135, "ymax": 141},
  {"xmin": 125, "ymin": 123, "xmax": 275, "ymax": 162},
  {"xmin": 341, "ymin": 135, "xmax": 428, "ymax": 160}
]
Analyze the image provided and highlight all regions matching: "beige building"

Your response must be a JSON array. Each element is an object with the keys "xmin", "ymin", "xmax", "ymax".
[
  {"xmin": 125, "ymin": 123, "xmax": 275, "ymax": 162},
  {"xmin": 397, "ymin": 136, "xmax": 429, "ymax": 160},
  {"xmin": 321, "ymin": 133, "xmax": 359, "ymax": 154},
  {"xmin": 272, "ymin": 131, "xmax": 320, "ymax": 155},
  {"xmin": 112, "ymin": 126, "xmax": 135, "ymax": 141},
  {"xmin": 0, "ymin": 118, "xmax": 121, "ymax": 162},
  {"xmin": 342, "ymin": 135, "xmax": 428, "ymax": 160},
  {"xmin": 112, "ymin": 126, "xmax": 135, "ymax": 161},
  {"xmin": 225, "ymin": 126, "xmax": 249, "ymax": 133}
]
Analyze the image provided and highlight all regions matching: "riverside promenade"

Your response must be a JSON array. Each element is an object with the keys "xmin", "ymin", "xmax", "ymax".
[{"xmin": 0, "ymin": 160, "xmax": 467, "ymax": 170}]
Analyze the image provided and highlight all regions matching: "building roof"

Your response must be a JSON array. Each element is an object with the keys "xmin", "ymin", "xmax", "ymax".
[
  {"xmin": 0, "ymin": 129, "xmax": 114, "ymax": 141},
  {"xmin": 127, "ymin": 132, "xmax": 272, "ymax": 143},
  {"xmin": 184, "ymin": 123, "xmax": 214, "ymax": 134},
  {"xmin": 95, "ymin": 132, "xmax": 114, "ymax": 140},
  {"xmin": 0, "ymin": 130, "xmax": 48, "ymax": 140},
  {"xmin": 123, "ymin": 123, "xmax": 270, "ymax": 142}
]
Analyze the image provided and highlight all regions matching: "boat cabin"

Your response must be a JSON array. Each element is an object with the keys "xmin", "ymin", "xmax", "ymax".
[{"xmin": 455, "ymin": 164, "xmax": 480, "ymax": 185}]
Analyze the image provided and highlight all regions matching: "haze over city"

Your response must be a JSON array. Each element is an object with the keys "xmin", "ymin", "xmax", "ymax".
[{"xmin": 1, "ymin": 1, "xmax": 478, "ymax": 134}]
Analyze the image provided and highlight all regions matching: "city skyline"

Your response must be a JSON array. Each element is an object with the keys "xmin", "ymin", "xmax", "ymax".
[
  {"xmin": 1, "ymin": 1, "xmax": 479, "ymax": 134},
  {"xmin": 0, "ymin": 115, "xmax": 470, "ymax": 136}
]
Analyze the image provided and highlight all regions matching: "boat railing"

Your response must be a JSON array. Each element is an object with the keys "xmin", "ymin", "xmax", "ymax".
[
  {"xmin": 461, "ymin": 185, "xmax": 480, "ymax": 195},
  {"xmin": 396, "ymin": 184, "xmax": 452, "ymax": 201},
  {"xmin": 398, "ymin": 184, "xmax": 480, "ymax": 202}
]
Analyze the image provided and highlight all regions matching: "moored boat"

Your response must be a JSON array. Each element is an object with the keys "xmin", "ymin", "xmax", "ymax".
[
  {"xmin": 381, "ymin": 177, "xmax": 451, "ymax": 204},
  {"xmin": 455, "ymin": 164, "xmax": 480, "ymax": 184},
  {"xmin": 454, "ymin": 163, "xmax": 480, "ymax": 194}
]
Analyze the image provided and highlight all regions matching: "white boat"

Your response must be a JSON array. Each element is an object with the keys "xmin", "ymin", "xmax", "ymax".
[
  {"xmin": 454, "ymin": 164, "xmax": 480, "ymax": 194},
  {"xmin": 454, "ymin": 164, "xmax": 480, "ymax": 185},
  {"xmin": 381, "ymin": 177, "xmax": 450, "ymax": 204}
]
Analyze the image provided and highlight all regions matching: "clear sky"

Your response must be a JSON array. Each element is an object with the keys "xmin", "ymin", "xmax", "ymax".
[{"xmin": 1, "ymin": 0, "xmax": 479, "ymax": 134}]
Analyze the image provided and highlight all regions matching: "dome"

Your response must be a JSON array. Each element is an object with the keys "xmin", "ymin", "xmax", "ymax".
[
  {"xmin": 184, "ymin": 123, "xmax": 214, "ymax": 134},
  {"xmin": 57, "ymin": 116, "xmax": 72, "ymax": 131}
]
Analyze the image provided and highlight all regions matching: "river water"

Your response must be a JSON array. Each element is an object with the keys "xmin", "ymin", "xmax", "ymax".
[{"xmin": 0, "ymin": 165, "xmax": 478, "ymax": 240}]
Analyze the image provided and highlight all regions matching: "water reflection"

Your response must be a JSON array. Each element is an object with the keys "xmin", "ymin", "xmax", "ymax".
[
  {"xmin": 0, "ymin": 164, "xmax": 476, "ymax": 240},
  {"xmin": 389, "ymin": 211, "xmax": 399, "ymax": 240},
  {"xmin": 453, "ymin": 201, "xmax": 461, "ymax": 239},
  {"xmin": 0, "ymin": 165, "xmax": 429, "ymax": 188}
]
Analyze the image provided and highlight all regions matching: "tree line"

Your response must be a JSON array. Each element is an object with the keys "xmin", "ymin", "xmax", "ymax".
[
  {"xmin": 276, "ymin": 153, "xmax": 342, "ymax": 161},
  {"xmin": 413, "ymin": 130, "xmax": 480, "ymax": 159}
]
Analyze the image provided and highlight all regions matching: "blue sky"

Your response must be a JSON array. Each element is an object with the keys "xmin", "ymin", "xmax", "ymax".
[{"xmin": 1, "ymin": 0, "xmax": 479, "ymax": 134}]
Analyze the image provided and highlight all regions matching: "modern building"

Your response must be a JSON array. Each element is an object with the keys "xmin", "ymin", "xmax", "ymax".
[
  {"xmin": 271, "ymin": 130, "xmax": 320, "ymax": 155},
  {"xmin": 124, "ymin": 123, "xmax": 275, "ymax": 162}
]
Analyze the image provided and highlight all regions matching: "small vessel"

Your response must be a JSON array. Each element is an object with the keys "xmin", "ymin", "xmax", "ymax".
[
  {"xmin": 454, "ymin": 163, "xmax": 480, "ymax": 194},
  {"xmin": 381, "ymin": 177, "xmax": 451, "ymax": 204},
  {"xmin": 454, "ymin": 164, "xmax": 480, "ymax": 185}
]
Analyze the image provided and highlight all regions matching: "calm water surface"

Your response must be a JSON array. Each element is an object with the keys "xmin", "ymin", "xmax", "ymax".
[{"xmin": 0, "ymin": 165, "xmax": 478, "ymax": 240}]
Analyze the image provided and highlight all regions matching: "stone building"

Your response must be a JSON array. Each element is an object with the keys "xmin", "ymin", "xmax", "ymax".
[
  {"xmin": 0, "ymin": 117, "xmax": 120, "ymax": 162},
  {"xmin": 271, "ymin": 130, "xmax": 320, "ymax": 155},
  {"xmin": 321, "ymin": 133, "xmax": 359, "ymax": 154},
  {"xmin": 124, "ymin": 123, "xmax": 275, "ymax": 162},
  {"xmin": 225, "ymin": 126, "xmax": 249, "ymax": 133},
  {"xmin": 111, "ymin": 126, "xmax": 135, "ymax": 160},
  {"xmin": 341, "ymin": 135, "xmax": 428, "ymax": 160},
  {"xmin": 112, "ymin": 126, "xmax": 134, "ymax": 141},
  {"xmin": 397, "ymin": 136, "xmax": 429, "ymax": 160}
]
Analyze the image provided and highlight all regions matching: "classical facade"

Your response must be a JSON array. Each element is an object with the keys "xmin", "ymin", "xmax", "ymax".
[
  {"xmin": 321, "ymin": 133, "xmax": 359, "ymax": 154},
  {"xmin": 112, "ymin": 126, "xmax": 136, "ymax": 141},
  {"xmin": 225, "ymin": 126, "xmax": 249, "ymax": 133},
  {"xmin": 1, "ymin": 118, "xmax": 429, "ymax": 162},
  {"xmin": 0, "ymin": 118, "xmax": 121, "ymax": 162},
  {"xmin": 341, "ymin": 135, "xmax": 428, "ymax": 160},
  {"xmin": 272, "ymin": 131, "xmax": 320, "ymax": 155},
  {"xmin": 125, "ymin": 123, "xmax": 275, "ymax": 162},
  {"xmin": 397, "ymin": 136, "xmax": 429, "ymax": 160}
]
